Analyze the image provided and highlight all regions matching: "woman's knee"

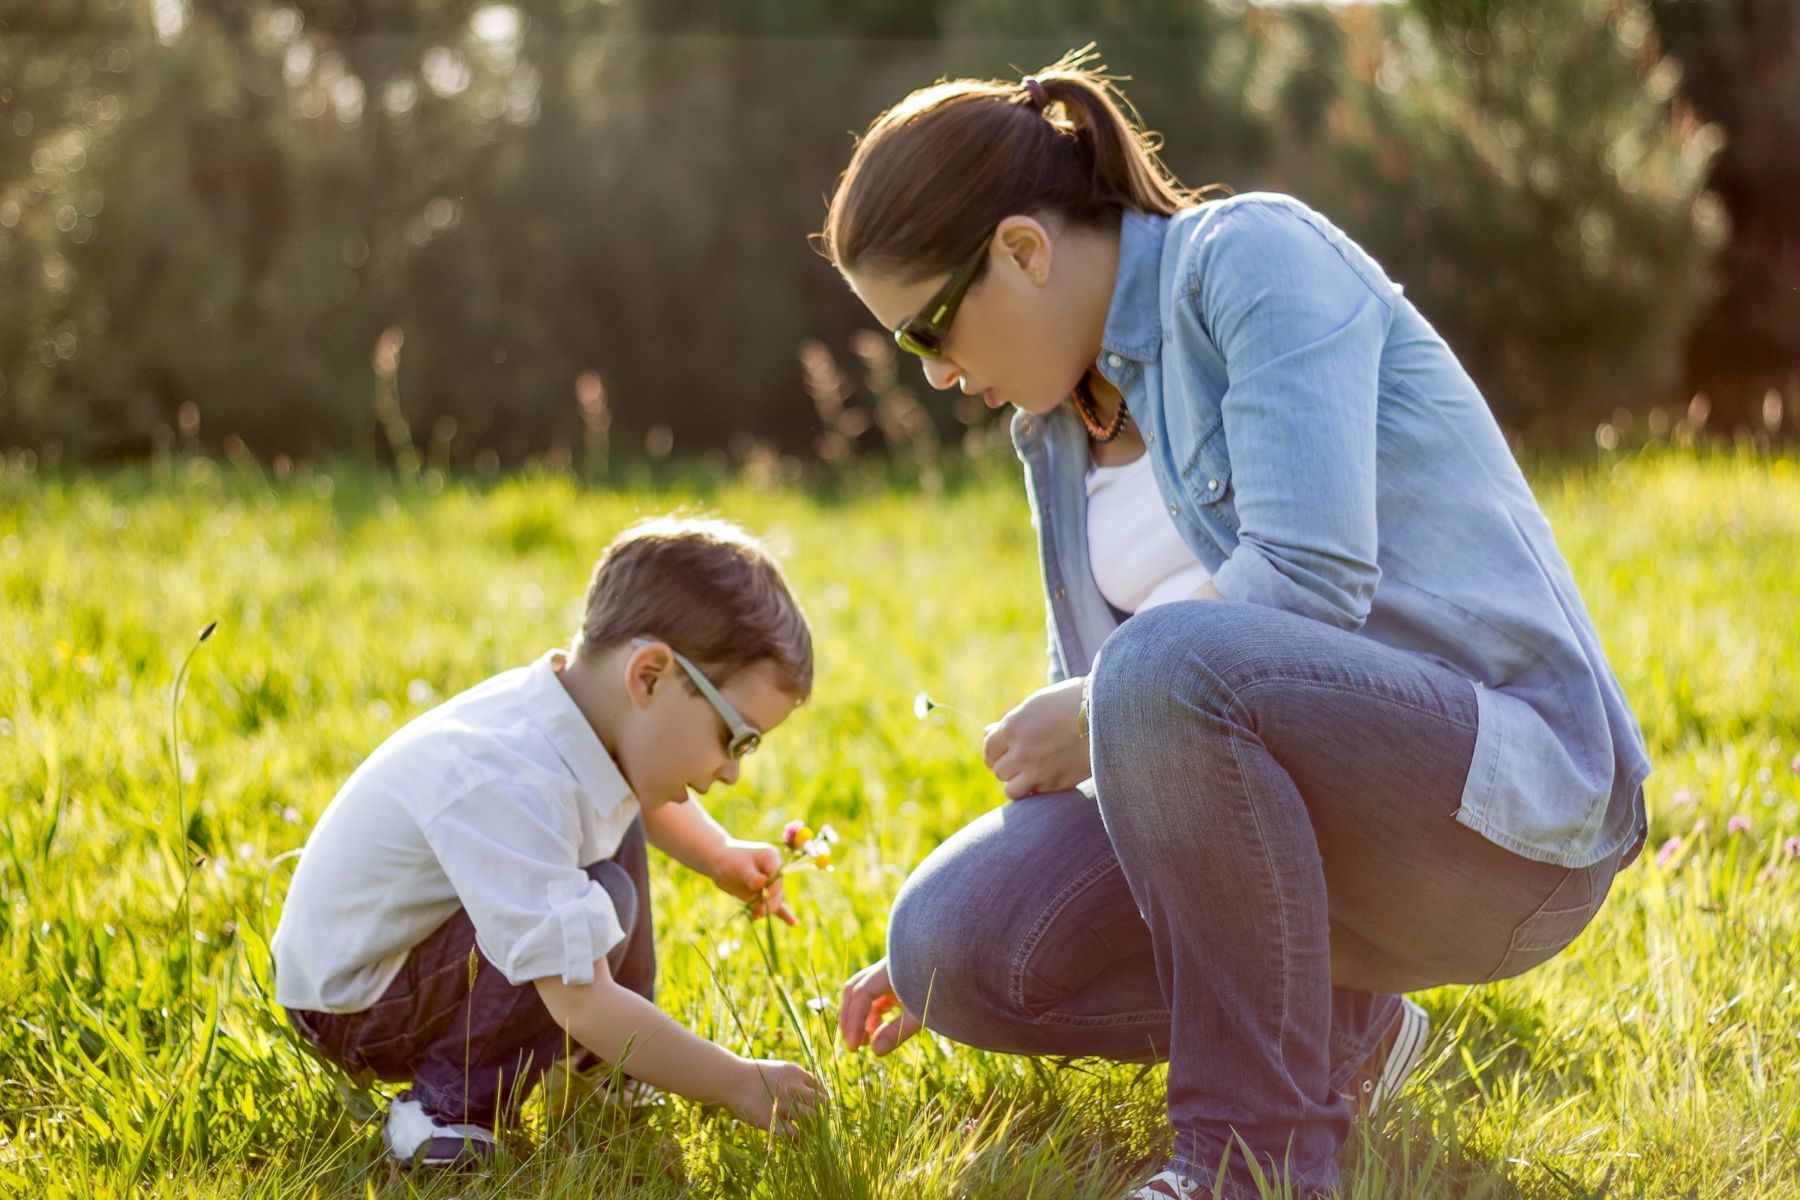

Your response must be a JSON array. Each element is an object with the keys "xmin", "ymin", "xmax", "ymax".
[{"xmin": 1089, "ymin": 603, "xmax": 1250, "ymax": 749}]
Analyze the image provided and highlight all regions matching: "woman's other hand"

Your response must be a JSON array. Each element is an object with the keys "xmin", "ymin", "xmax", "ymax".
[
  {"xmin": 839, "ymin": 957, "xmax": 924, "ymax": 1055},
  {"xmin": 983, "ymin": 676, "xmax": 1090, "ymax": 800}
]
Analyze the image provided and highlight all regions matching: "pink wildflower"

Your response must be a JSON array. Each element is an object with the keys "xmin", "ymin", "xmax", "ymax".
[
  {"xmin": 1728, "ymin": 815, "xmax": 1751, "ymax": 835},
  {"xmin": 1671, "ymin": 788, "xmax": 1696, "ymax": 807},
  {"xmin": 1654, "ymin": 837, "xmax": 1682, "ymax": 868},
  {"xmin": 1784, "ymin": 836, "xmax": 1800, "ymax": 860},
  {"xmin": 782, "ymin": 819, "xmax": 811, "ymax": 849}
]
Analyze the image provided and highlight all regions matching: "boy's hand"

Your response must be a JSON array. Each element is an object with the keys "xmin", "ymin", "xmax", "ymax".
[
  {"xmin": 724, "ymin": 1057, "xmax": 825, "ymax": 1133},
  {"xmin": 709, "ymin": 838, "xmax": 797, "ymax": 925}
]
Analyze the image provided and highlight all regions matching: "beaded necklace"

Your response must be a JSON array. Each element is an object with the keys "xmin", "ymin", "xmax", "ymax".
[{"xmin": 1073, "ymin": 375, "xmax": 1129, "ymax": 443}]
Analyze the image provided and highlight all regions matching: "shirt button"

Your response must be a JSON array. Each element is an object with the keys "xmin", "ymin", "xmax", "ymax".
[
  {"xmin": 1146, "ymin": 431, "xmax": 1156, "ymax": 444},
  {"xmin": 1207, "ymin": 479, "xmax": 1219, "ymax": 491},
  {"xmin": 1019, "ymin": 417, "xmax": 1033, "ymax": 435},
  {"xmin": 1168, "ymin": 503, "xmax": 1179, "ymax": 516},
  {"xmin": 1053, "ymin": 586, "xmax": 1067, "ymax": 600},
  {"xmin": 1107, "ymin": 354, "xmax": 1123, "ymax": 368}
]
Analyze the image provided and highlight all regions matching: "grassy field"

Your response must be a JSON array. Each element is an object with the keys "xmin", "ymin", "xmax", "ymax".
[{"xmin": 1, "ymin": 446, "xmax": 1797, "ymax": 1199}]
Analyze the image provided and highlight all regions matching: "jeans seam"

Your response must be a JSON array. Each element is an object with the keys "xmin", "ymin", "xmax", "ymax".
[
  {"xmin": 1234, "ymin": 673, "xmax": 1477, "ymax": 732},
  {"xmin": 1226, "ymin": 719, "xmax": 1295, "ymax": 1074},
  {"xmin": 1008, "ymin": 851, "xmax": 1132, "ymax": 1019}
]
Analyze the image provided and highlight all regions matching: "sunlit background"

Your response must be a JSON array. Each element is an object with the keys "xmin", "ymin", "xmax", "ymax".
[{"xmin": 1, "ymin": 0, "xmax": 1795, "ymax": 469}]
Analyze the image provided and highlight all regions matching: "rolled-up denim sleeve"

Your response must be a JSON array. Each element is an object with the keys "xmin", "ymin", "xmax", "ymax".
[
  {"xmin": 1191, "ymin": 202, "xmax": 1391, "ymax": 630},
  {"xmin": 420, "ymin": 788, "xmax": 627, "ymax": 987}
]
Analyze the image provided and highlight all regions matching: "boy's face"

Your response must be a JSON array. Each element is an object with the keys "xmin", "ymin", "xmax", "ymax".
[{"xmin": 617, "ymin": 649, "xmax": 802, "ymax": 810}]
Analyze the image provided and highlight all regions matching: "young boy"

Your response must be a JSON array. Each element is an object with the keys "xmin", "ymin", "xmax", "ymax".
[{"xmin": 273, "ymin": 516, "xmax": 824, "ymax": 1167}]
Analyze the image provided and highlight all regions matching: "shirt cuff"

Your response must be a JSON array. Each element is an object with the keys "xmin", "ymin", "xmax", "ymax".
[
  {"xmin": 501, "ymin": 878, "xmax": 628, "ymax": 987},
  {"xmin": 1209, "ymin": 539, "xmax": 1374, "ymax": 631}
]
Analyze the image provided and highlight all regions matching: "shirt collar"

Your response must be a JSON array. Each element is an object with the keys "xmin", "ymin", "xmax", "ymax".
[
  {"xmin": 1099, "ymin": 208, "xmax": 1170, "ymax": 365},
  {"xmin": 520, "ymin": 649, "xmax": 635, "ymax": 809}
]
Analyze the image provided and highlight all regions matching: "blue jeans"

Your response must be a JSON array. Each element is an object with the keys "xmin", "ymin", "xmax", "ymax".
[
  {"xmin": 287, "ymin": 819, "xmax": 655, "ymax": 1127},
  {"xmin": 887, "ymin": 602, "xmax": 1637, "ymax": 1198}
]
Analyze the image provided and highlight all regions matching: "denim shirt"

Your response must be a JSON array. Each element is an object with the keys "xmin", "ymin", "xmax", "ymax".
[{"xmin": 1014, "ymin": 194, "xmax": 1650, "ymax": 869}]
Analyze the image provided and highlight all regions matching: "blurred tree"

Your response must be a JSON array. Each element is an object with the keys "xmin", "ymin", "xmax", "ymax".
[
  {"xmin": 1290, "ymin": 0, "xmax": 1724, "ymax": 437},
  {"xmin": 1649, "ymin": 0, "xmax": 1800, "ymax": 431},
  {"xmin": 0, "ymin": 0, "xmax": 1740, "ymax": 462}
]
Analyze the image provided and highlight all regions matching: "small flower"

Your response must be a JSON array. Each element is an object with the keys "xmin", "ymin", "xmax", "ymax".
[
  {"xmin": 782, "ymin": 819, "xmax": 812, "ymax": 849},
  {"xmin": 805, "ymin": 996, "xmax": 834, "ymax": 1014},
  {"xmin": 817, "ymin": 824, "xmax": 839, "ymax": 846},
  {"xmin": 1728, "ymin": 815, "xmax": 1751, "ymax": 835},
  {"xmin": 813, "ymin": 852, "xmax": 833, "ymax": 872},
  {"xmin": 914, "ymin": 691, "xmax": 936, "ymax": 720},
  {"xmin": 1654, "ymin": 836, "xmax": 1682, "ymax": 868},
  {"xmin": 1791, "ymin": 753, "xmax": 1800, "ymax": 776},
  {"xmin": 1784, "ymin": 836, "xmax": 1800, "ymax": 860},
  {"xmin": 1671, "ymin": 788, "xmax": 1696, "ymax": 807}
]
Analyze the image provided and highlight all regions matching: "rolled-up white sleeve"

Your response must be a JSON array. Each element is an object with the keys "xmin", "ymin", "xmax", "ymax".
[{"xmin": 419, "ymin": 787, "xmax": 627, "ymax": 986}]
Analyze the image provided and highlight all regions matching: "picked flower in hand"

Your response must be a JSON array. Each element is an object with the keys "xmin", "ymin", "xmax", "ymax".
[{"xmin": 780, "ymin": 819, "xmax": 839, "ymax": 873}]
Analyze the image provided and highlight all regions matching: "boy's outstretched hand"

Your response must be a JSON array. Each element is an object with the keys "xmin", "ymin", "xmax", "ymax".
[
  {"xmin": 725, "ymin": 1057, "xmax": 825, "ymax": 1134},
  {"xmin": 709, "ymin": 838, "xmax": 797, "ymax": 925}
]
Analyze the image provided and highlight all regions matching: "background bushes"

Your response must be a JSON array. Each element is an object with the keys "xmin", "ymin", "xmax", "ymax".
[{"xmin": 0, "ymin": 0, "xmax": 1786, "ymax": 466}]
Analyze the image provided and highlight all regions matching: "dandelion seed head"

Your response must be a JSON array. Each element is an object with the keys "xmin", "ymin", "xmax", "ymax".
[{"xmin": 913, "ymin": 692, "xmax": 936, "ymax": 720}]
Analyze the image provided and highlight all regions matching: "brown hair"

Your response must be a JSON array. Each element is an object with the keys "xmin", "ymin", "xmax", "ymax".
[
  {"xmin": 820, "ymin": 46, "xmax": 1215, "ymax": 283},
  {"xmin": 573, "ymin": 516, "xmax": 813, "ymax": 698}
]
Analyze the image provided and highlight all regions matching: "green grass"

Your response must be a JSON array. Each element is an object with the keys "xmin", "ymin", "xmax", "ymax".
[{"xmin": 1, "ymin": 445, "xmax": 1797, "ymax": 1199}]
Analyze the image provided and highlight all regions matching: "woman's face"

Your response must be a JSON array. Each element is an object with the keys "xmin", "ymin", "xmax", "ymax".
[{"xmin": 844, "ymin": 216, "xmax": 1099, "ymax": 417}]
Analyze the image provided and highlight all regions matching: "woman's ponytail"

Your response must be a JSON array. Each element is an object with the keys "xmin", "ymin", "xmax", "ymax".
[{"xmin": 821, "ymin": 45, "xmax": 1217, "ymax": 282}]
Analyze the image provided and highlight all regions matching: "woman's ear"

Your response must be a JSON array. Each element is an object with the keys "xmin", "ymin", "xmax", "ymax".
[{"xmin": 995, "ymin": 215, "xmax": 1053, "ymax": 284}]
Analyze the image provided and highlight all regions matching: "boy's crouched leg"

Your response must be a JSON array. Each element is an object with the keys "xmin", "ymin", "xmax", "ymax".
[{"xmin": 408, "ymin": 850, "xmax": 646, "ymax": 1129}]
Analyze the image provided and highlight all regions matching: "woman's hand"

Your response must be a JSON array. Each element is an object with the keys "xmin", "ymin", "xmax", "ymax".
[
  {"xmin": 839, "ymin": 957, "xmax": 923, "ymax": 1056},
  {"xmin": 983, "ymin": 676, "xmax": 1090, "ymax": 800},
  {"xmin": 708, "ymin": 838, "xmax": 797, "ymax": 925}
]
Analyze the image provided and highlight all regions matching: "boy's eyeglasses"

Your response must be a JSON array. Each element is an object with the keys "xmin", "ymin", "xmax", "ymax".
[
  {"xmin": 892, "ymin": 235, "xmax": 991, "ymax": 360},
  {"xmin": 632, "ymin": 638, "xmax": 761, "ymax": 759}
]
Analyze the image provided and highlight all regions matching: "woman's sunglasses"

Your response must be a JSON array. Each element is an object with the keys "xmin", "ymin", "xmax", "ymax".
[
  {"xmin": 892, "ymin": 236, "xmax": 992, "ymax": 360},
  {"xmin": 632, "ymin": 637, "xmax": 762, "ymax": 758}
]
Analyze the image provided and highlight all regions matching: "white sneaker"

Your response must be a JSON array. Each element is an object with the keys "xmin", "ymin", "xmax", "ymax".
[
  {"xmin": 382, "ymin": 1091, "xmax": 496, "ymax": 1168},
  {"xmin": 1342, "ymin": 996, "xmax": 1430, "ymax": 1121},
  {"xmin": 1128, "ymin": 1169, "xmax": 1204, "ymax": 1199}
]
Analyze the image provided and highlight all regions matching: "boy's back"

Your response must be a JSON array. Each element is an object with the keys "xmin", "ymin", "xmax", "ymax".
[{"xmin": 273, "ymin": 652, "xmax": 639, "ymax": 1013}]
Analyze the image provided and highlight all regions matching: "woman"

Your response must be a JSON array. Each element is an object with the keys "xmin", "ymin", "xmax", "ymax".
[{"xmin": 826, "ymin": 54, "xmax": 1650, "ymax": 1200}]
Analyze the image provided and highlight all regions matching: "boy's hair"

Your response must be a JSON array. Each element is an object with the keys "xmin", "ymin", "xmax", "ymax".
[{"xmin": 573, "ymin": 517, "xmax": 813, "ymax": 698}]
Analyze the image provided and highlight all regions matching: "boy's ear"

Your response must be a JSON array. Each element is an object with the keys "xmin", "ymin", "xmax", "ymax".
[{"xmin": 624, "ymin": 640, "xmax": 673, "ymax": 708}]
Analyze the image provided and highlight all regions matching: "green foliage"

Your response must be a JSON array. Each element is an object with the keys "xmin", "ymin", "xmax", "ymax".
[
  {"xmin": 0, "ymin": 0, "xmax": 1741, "ymax": 458},
  {"xmin": 1286, "ymin": 0, "xmax": 1724, "ymax": 437},
  {"xmin": 1, "ymin": 448, "xmax": 1799, "ymax": 1195},
  {"xmin": 1649, "ymin": 0, "xmax": 1800, "ymax": 425}
]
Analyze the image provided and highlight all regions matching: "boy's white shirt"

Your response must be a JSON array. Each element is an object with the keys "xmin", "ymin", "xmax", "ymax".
[{"xmin": 272, "ymin": 649, "xmax": 640, "ymax": 1013}]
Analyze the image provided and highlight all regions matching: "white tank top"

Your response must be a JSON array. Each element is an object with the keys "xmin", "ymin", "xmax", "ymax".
[{"xmin": 1085, "ymin": 452, "xmax": 1213, "ymax": 614}]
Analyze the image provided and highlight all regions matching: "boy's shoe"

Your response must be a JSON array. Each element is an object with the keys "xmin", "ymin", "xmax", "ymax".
[
  {"xmin": 1341, "ymin": 996, "xmax": 1430, "ymax": 1122},
  {"xmin": 1127, "ymin": 1169, "xmax": 1204, "ymax": 1199},
  {"xmin": 382, "ymin": 1091, "xmax": 496, "ymax": 1169}
]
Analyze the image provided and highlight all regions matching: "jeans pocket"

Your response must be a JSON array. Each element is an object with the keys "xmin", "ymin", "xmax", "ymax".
[{"xmin": 1480, "ymin": 865, "xmax": 1602, "ymax": 984}]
